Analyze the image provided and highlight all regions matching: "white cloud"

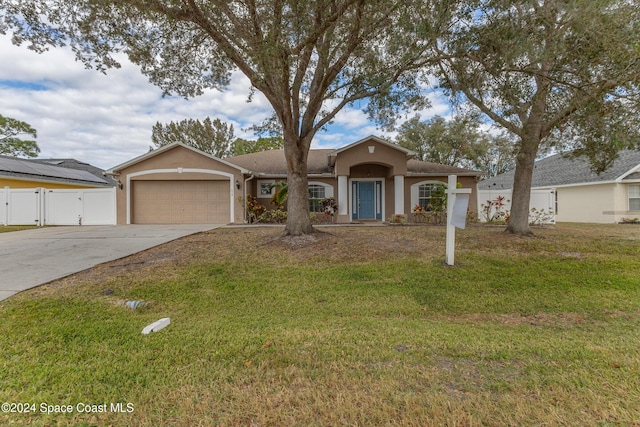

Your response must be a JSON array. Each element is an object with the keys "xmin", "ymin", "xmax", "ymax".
[
  {"xmin": 1, "ymin": 32, "xmax": 455, "ymax": 169},
  {"xmin": 0, "ymin": 33, "xmax": 274, "ymax": 169}
]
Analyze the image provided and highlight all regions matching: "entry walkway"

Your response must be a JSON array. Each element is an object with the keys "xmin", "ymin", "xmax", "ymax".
[{"xmin": 0, "ymin": 225, "xmax": 221, "ymax": 301}]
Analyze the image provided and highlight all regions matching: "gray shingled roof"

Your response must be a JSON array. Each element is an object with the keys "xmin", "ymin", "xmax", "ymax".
[
  {"xmin": 226, "ymin": 149, "xmax": 482, "ymax": 176},
  {"xmin": 406, "ymin": 159, "xmax": 480, "ymax": 176},
  {"xmin": 227, "ymin": 149, "xmax": 334, "ymax": 175},
  {"xmin": 479, "ymin": 150, "xmax": 640, "ymax": 190},
  {"xmin": 0, "ymin": 155, "xmax": 111, "ymax": 186}
]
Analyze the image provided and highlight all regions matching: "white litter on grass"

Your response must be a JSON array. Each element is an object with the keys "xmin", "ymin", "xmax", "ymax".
[
  {"xmin": 126, "ymin": 300, "xmax": 145, "ymax": 309},
  {"xmin": 142, "ymin": 317, "xmax": 171, "ymax": 335}
]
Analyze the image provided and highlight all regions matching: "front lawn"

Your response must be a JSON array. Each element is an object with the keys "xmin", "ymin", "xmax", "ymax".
[{"xmin": 1, "ymin": 224, "xmax": 639, "ymax": 426}]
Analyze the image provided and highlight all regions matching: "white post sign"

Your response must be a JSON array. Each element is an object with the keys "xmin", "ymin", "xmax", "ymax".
[{"xmin": 446, "ymin": 175, "xmax": 471, "ymax": 266}]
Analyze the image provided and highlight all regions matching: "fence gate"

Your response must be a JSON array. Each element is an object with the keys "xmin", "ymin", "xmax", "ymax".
[
  {"xmin": 1, "ymin": 187, "xmax": 116, "ymax": 226},
  {"xmin": 1, "ymin": 187, "xmax": 42, "ymax": 226},
  {"xmin": 44, "ymin": 188, "xmax": 116, "ymax": 225}
]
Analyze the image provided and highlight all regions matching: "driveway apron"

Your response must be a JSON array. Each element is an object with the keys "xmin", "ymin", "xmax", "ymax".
[{"xmin": 0, "ymin": 225, "xmax": 221, "ymax": 302}]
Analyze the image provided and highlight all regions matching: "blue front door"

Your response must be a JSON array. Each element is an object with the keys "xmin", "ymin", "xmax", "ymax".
[
  {"xmin": 357, "ymin": 181, "xmax": 376, "ymax": 219},
  {"xmin": 352, "ymin": 181, "xmax": 382, "ymax": 219}
]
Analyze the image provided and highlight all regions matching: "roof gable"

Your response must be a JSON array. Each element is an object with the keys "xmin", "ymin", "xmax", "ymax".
[
  {"xmin": 109, "ymin": 142, "xmax": 249, "ymax": 173},
  {"xmin": 329, "ymin": 135, "xmax": 415, "ymax": 158}
]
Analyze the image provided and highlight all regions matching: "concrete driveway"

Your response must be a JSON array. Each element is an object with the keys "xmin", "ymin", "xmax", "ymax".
[{"xmin": 0, "ymin": 225, "xmax": 221, "ymax": 302}]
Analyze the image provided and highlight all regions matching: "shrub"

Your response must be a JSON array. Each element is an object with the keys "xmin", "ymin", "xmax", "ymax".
[
  {"xmin": 246, "ymin": 195, "xmax": 266, "ymax": 223},
  {"xmin": 259, "ymin": 208, "xmax": 287, "ymax": 224},
  {"xmin": 387, "ymin": 214, "xmax": 407, "ymax": 224},
  {"xmin": 529, "ymin": 207, "xmax": 554, "ymax": 225},
  {"xmin": 480, "ymin": 195, "xmax": 510, "ymax": 223}
]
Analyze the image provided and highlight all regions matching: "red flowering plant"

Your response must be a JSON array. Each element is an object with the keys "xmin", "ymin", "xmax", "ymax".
[{"xmin": 480, "ymin": 195, "xmax": 510, "ymax": 223}]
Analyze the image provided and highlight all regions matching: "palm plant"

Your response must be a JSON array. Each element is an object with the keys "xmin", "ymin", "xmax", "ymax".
[{"xmin": 270, "ymin": 181, "xmax": 288, "ymax": 209}]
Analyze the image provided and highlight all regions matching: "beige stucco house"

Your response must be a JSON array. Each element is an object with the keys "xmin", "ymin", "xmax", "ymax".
[
  {"xmin": 480, "ymin": 150, "xmax": 640, "ymax": 223},
  {"xmin": 109, "ymin": 136, "xmax": 481, "ymax": 225}
]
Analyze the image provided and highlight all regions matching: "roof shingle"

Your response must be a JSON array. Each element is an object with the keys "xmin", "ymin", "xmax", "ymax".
[{"xmin": 479, "ymin": 150, "xmax": 640, "ymax": 190}]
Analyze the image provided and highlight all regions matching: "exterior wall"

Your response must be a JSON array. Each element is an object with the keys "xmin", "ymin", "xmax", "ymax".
[
  {"xmin": 253, "ymin": 178, "xmax": 286, "ymax": 209},
  {"xmin": 248, "ymin": 177, "xmax": 337, "ymax": 216},
  {"xmin": 0, "ymin": 177, "xmax": 101, "ymax": 189},
  {"xmin": 334, "ymin": 140, "xmax": 407, "ymax": 176},
  {"xmin": 556, "ymin": 184, "xmax": 616, "ymax": 223},
  {"xmin": 115, "ymin": 145, "xmax": 245, "ymax": 224}
]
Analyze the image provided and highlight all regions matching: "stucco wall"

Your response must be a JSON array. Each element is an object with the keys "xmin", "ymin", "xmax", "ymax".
[
  {"xmin": 334, "ymin": 140, "xmax": 408, "ymax": 176},
  {"xmin": 556, "ymin": 184, "xmax": 616, "ymax": 223}
]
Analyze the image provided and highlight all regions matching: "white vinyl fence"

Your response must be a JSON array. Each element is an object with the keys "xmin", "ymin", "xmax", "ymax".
[
  {"xmin": 1, "ymin": 187, "xmax": 116, "ymax": 226},
  {"xmin": 477, "ymin": 189, "xmax": 556, "ymax": 224}
]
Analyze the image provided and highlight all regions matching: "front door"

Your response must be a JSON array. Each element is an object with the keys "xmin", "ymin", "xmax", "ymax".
[
  {"xmin": 352, "ymin": 180, "xmax": 382, "ymax": 220},
  {"xmin": 358, "ymin": 181, "xmax": 375, "ymax": 219}
]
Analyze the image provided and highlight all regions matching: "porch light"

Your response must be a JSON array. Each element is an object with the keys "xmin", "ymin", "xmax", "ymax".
[{"xmin": 235, "ymin": 180, "xmax": 240, "ymax": 189}]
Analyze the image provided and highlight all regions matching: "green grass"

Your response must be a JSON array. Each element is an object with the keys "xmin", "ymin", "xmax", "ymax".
[
  {"xmin": 1, "ymin": 224, "xmax": 639, "ymax": 426},
  {"xmin": 0, "ymin": 225, "xmax": 38, "ymax": 233}
]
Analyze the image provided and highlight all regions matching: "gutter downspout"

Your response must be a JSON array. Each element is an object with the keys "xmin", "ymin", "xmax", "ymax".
[{"xmin": 243, "ymin": 175, "xmax": 255, "ymax": 223}]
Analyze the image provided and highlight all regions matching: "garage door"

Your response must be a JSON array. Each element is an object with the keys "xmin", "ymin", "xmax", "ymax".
[{"xmin": 132, "ymin": 180, "xmax": 230, "ymax": 224}]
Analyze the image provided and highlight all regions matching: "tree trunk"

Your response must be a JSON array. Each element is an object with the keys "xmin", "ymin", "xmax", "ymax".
[
  {"xmin": 283, "ymin": 136, "xmax": 314, "ymax": 236},
  {"xmin": 506, "ymin": 137, "xmax": 539, "ymax": 236}
]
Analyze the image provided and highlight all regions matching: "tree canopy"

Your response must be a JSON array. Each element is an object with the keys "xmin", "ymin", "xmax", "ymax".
[
  {"xmin": 152, "ymin": 117, "xmax": 235, "ymax": 158},
  {"xmin": 2, "ymin": 0, "xmax": 445, "ymax": 235},
  {"xmin": 0, "ymin": 114, "xmax": 39, "ymax": 158},
  {"xmin": 430, "ymin": 0, "xmax": 640, "ymax": 235},
  {"xmin": 395, "ymin": 114, "xmax": 516, "ymax": 177},
  {"xmin": 229, "ymin": 137, "xmax": 284, "ymax": 156}
]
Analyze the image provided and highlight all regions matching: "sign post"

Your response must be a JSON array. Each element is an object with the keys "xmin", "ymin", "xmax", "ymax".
[{"xmin": 445, "ymin": 175, "xmax": 471, "ymax": 266}]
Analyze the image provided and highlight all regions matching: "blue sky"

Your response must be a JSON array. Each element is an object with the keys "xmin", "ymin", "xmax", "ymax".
[{"xmin": 0, "ymin": 32, "xmax": 450, "ymax": 170}]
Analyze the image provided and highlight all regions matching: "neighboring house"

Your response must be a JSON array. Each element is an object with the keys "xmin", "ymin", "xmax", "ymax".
[
  {"xmin": 479, "ymin": 150, "xmax": 640, "ymax": 223},
  {"xmin": 109, "ymin": 136, "xmax": 481, "ymax": 225},
  {"xmin": 0, "ymin": 155, "xmax": 114, "ymax": 189}
]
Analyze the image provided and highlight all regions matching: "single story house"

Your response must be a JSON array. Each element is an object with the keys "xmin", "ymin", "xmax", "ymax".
[
  {"xmin": 108, "ymin": 136, "xmax": 481, "ymax": 225},
  {"xmin": 479, "ymin": 150, "xmax": 640, "ymax": 223},
  {"xmin": 0, "ymin": 155, "xmax": 114, "ymax": 189}
]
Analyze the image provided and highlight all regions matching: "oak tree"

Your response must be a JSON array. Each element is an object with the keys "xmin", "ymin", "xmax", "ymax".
[
  {"xmin": 395, "ymin": 114, "xmax": 516, "ymax": 176},
  {"xmin": 431, "ymin": 0, "xmax": 640, "ymax": 235},
  {"xmin": 2, "ymin": 0, "xmax": 445, "ymax": 235}
]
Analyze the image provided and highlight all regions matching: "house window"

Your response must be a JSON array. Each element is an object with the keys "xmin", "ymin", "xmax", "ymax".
[
  {"xmin": 307, "ymin": 182, "xmax": 334, "ymax": 213},
  {"xmin": 630, "ymin": 185, "xmax": 640, "ymax": 211},
  {"xmin": 309, "ymin": 184, "xmax": 326, "ymax": 213},
  {"xmin": 257, "ymin": 180, "xmax": 275, "ymax": 197},
  {"xmin": 418, "ymin": 183, "xmax": 445, "ymax": 211}
]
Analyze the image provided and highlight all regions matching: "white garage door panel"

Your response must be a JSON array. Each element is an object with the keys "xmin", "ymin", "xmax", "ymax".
[{"xmin": 133, "ymin": 180, "xmax": 229, "ymax": 224}]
